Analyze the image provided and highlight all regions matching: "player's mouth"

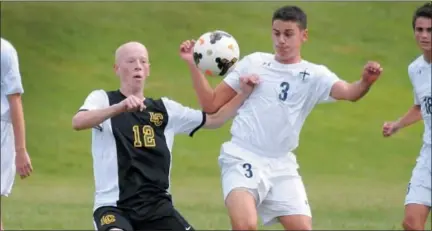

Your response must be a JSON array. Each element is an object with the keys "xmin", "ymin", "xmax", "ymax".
[{"xmin": 133, "ymin": 75, "xmax": 143, "ymax": 79}]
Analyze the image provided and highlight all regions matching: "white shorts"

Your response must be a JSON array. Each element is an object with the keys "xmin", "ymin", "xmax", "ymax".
[
  {"xmin": 1, "ymin": 120, "xmax": 16, "ymax": 196},
  {"xmin": 405, "ymin": 144, "xmax": 431, "ymax": 207},
  {"xmin": 218, "ymin": 141, "xmax": 311, "ymax": 226}
]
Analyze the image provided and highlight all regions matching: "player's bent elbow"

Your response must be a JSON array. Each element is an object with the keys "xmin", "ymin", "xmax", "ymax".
[
  {"xmin": 72, "ymin": 114, "xmax": 88, "ymax": 131},
  {"xmin": 204, "ymin": 116, "xmax": 224, "ymax": 129}
]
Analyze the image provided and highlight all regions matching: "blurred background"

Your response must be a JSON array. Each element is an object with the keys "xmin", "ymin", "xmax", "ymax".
[{"xmin": 1, "ymin": 1, "xmax": 430, "ymax": 229}]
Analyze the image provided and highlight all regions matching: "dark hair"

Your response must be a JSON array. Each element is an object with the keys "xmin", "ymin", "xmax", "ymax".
[
  {"xmin": 412, "ymin": 2, "xmax": 432, "ymax": 29},
  {"xmin": 272, "ymin": 5, "xmax": 307, "ymax": 30}
]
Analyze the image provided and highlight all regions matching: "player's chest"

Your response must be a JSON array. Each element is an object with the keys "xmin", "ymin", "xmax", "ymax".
[
  {"xmin": 111, "ymin": 111, "xmax": 167, "ymax": 144},
  {"xmin": 250, "ymin": 69, "xmax": 314, "ymax": 103}
]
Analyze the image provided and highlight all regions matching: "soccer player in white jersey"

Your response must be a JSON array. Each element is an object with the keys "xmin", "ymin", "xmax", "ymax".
[
  {"xmin": 72, "ymin": 41, "xmax": 258, "ymax": 231},
  {"xmin": 382, "ymin": 3, "xmax": 431, "ymax": 231},
  {"xmin": 179, "ymin": 5, "xmax": 383, "ymax": 230},
  {"xmin": 0, "ymin": 38, "xmax": 33, "ymax": 230}
]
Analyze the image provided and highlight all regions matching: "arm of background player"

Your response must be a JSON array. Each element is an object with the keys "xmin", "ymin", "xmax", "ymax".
[
  {"xmin": 9, "ymin": 94, "xmax": 26, "ymax": 152},
  {"xmin": 204, "ymin": 90, "xmax": 250, "ymax": 129},
  {"xmin": 394, "ymin": 105, "xmax": 423, "ymax": 129},
  {"xmin": 187, "ymin": 62, "xmax": 237, "ymax": 114},
  {"xmin": 2, "ymin": 43, "xmax": 27, "ymax": 153},
  {"xmin": 72, "ymin": 90, "xmax": 123, "ymax": 131}
]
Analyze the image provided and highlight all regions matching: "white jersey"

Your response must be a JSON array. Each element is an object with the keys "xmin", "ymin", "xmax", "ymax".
[
  {"xmin": 223, "ymin": 52, "xmax": 342, "ymax": 158},
  {"xmin": 1, "ymin": 38, "xmax": 24, "ymax": 122},
  {"xmin": 408, "ymin": 55, "xmax": 431, "ymax": 146}
]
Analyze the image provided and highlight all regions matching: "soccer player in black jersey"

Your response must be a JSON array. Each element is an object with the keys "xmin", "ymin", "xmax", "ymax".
[{"xmin": 72, "ymin": 41, "xmax": 259, "ymax": 231}]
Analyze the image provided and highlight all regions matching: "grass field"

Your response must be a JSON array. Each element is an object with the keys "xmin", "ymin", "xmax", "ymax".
[{"xmin": 1, "ymin": 2, "xmax": 431, "ymax": 230}]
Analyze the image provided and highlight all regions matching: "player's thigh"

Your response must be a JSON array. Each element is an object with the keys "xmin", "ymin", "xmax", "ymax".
[
  {"xmin": 218, "ymin": 153, "xmax": 268, "ymax": 203},
  {"xmin": 260, "ymin": 175, "xmax": 311, "ymax": 229},
  {"xmin": 93, "ymin": 206, "xmax": 133, "ymax": 231},
  {"xmin": 139, "ymin": 209, "xmax": 194, "ymax": 231},
  {"xmin": 404, "ymin": 163, "xmax": 431, "ymax": 229},
  {"xmin": 403, "ymin": 203, "xmax": 431, "ymax": 230},
  {"xmin": 1, "ymin": 122, "xmax": 16, "ymax": 197}
]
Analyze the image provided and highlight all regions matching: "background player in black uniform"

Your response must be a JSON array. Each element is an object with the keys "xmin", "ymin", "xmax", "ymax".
[{"xmin": 72, "ymin": 41, "xmax": 259, "ymax": 231}]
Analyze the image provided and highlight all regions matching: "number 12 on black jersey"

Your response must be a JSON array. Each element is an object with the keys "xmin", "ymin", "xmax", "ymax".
[{"xmin": 132, "ymin": 125, "xmax": 156, "ymax": 148}]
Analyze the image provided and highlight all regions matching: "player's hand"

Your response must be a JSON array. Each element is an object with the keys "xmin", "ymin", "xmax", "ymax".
[
  {"xmin": 15, "ymin": 149, "xmax": 32, "ymax": 179},
  {"xmin": 120, "ymin": 95, "xmax": 146, "ymax": 112},
  {"xmin": 382, "ymin": 121, "xmax": 400, "ymax": 137},
  {"xmin": 362, "ymin": 61, "xmax": 383, "ymax": 85},
  {"xmin": 179, "ymin": 40, "xmax": 196, "ymax": 65},
  {"xmin": 239, "ymin": 75, "xmax": 260, "ymax": 95}
]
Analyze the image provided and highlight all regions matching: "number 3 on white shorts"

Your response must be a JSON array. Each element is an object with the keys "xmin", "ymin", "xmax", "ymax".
[{"xmin": 242, "ymin": 163, "xmax": 253, "ymax": 178}]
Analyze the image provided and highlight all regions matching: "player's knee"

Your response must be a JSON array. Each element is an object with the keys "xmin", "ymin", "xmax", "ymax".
[
  {"xmin": 279, "ymin": 215, "xmax": 312, "ymax": 231},
  {"xmin": 402, "ymin": 216, "xmax": 424, "ymax": 231},
  {"xmin": 231, "ymin": 218, "xmax": 257, "ymax": 230}
]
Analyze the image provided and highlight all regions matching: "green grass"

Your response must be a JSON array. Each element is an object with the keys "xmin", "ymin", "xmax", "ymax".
[{"xmin": 1, "ymin": 2, "xmax": 431, "ymax": 230}]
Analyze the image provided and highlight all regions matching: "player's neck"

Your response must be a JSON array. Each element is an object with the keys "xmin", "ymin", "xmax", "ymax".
[
  {"xmin": 274, "ymin": 55, "xmax": 302, "ymax": 64},
  {"xmin": 119, "ymin": 87, "xmax": 145, "ymax": 100},
  {"xmin": 423, "ymin": 51, "xmax": 431, "ymax": 64}
]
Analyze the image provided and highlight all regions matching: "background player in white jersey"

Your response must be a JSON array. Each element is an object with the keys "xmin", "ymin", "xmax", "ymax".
[
  {"xmin": 72, "ymin": 41, "xmax": 258, "ymax": 231},
  {"xmin": 179, "ymin": 5, "xmax": 383, "ymax": 230},
  {"xmin": 382, "ymin": 3, "xmax": 431, "ymax": 231},
  {"xmin": 0, "ymin": 38, "xmax": 33, "ymax": 230}
]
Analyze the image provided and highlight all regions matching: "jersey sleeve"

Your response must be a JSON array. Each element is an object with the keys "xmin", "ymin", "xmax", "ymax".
[
  {"xmin": 315, "ymin": 66, "xmax": 342, "ymax": 103},
  {"xmin": 79, "ymin": 90, "xmax": 108, "ymax": 111},
  {"xmin": 162, "ymin": 97, "xmax": 206, "ymax": 137},
  {"xmin": 1, "ymin": 43, "xmax": 24, "ymax": 95},
  {"xmin": 223, "ymin": 55, "xmax": 251, "ymax": 92}
]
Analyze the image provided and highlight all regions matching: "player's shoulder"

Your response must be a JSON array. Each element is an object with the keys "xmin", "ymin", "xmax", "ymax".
[
  {"xmin": 1, "ymin": 38, "xmax": 14, "ymax": 51},
  {"xmin": 299, "ymin": 60, "xmax": 335, "ymax": 78},
  {"xmin": 408, "ymin": 55, "xmax": 424, "ymax": 72},
  {"xmin": 1, "ymin": 38, "xmax": 18, "ymax": 58}
]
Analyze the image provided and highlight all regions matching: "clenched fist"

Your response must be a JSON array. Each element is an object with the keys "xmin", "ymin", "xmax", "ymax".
[
  {"xmin": 382, "ymin": 121, "xmax": 400, "ymax": 137},
  {"xmin": 179, "ymin": 40, "xmax": 196, "ymax": 65},
  {"xmin": 362, "ymin": 61, "xmax": 383, "ymax": 85}
]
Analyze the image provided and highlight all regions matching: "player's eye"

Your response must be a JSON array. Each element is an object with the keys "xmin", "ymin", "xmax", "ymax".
[{"xmin": 427, "ymin": 28, "xmax": 432, "ymax": 33}]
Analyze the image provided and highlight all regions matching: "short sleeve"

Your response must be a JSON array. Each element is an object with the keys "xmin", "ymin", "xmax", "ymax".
[
  {"xmin": 315, "ymin": 66, "xmax": 342, "ymax": 103},
  {"xmin": 162, "ymin": 97, "xmax": 206, "ymax": 137},
  {"xmin": 1, "ymin": 42, "xmax": 24, "ymax": 95},
  {"xmin": 79, "ymin": 90, "xmax": 108, "ymax": 111},
  {"xmin": 223, "ymin": 55, "xmax": 251, "ymax": 93}
]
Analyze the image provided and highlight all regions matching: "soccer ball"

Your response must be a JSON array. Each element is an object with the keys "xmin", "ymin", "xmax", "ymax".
[{"xmin": 193, "ymin": 30, "xmax": 240, "ymax": 77}]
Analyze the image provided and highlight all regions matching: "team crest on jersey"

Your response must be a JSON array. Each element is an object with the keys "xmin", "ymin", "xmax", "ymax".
[
  {"xmin": 149, "ymin": 112, "xmax": 163, "ymax": 126},
  {"xmin": 298, "ymin": 69, "xmax": 310, "ymax": 81},
  {"xmin": 100, "ymin": 214, "xmax": 116, "ymax": 226}
]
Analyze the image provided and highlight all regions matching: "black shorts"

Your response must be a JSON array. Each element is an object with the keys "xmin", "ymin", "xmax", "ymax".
[{"xmin": 93, "ymin": 206, "xmax": 194, "ymax": 231}]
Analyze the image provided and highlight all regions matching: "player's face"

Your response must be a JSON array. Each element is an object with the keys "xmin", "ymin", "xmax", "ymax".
[
  {"xmin": 414, "ymin": 17, "xmax": 432, "ymax": 52},
  {"xmin": 115, "ymin": 46, "xmax": 150, "ymax": 86},
  {"xmin": 272, "ymin": 20, "xmax": 308, "ymax": 63}
]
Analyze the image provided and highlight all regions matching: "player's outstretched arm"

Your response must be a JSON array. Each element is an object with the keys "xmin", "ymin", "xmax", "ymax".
[
  {"xmin": 382, "ymin": 105, "xmax": 422, "ymax": 137},
  {"xmin": 180, "ymin": 40, "xmax": 237, "ymax": 114},
  {"xmin": 204, "ymin": 76, "xmax": 259, "ymax": 129},
  {"xmin": 73, "ymin": 93, "xmax": 145, "ymax": 131},
  {"xmin": 330, "ymin": 61, "xmax": 383, "ymax": 102}
]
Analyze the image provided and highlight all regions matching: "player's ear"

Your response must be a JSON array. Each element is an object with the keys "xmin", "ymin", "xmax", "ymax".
[{"xmin": 302, "ymin": 29, "xmax": 308, "ymax": 42}]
